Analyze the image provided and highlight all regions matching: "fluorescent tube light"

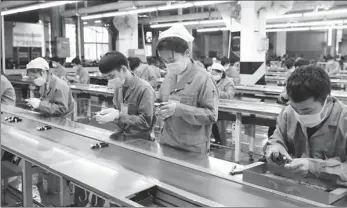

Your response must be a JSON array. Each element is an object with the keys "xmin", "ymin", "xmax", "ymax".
[
  {"xmin": 303, "ymin": 8, "xmax": 347, "ymax": 17},
  {"xmin": 267, "ymin": 20, "xmax": 345, "ymax": 28},
  {"xmin": 94, "ymin": 20, "xmax": 101, "ymax": 23},
  {"xmin": 150, "ymin": 19, "xmax": 225, "ymax": 28},
  {"xmin": 266, "ymin": 13, "xmax": 303, "ymax": 20},
  {"xmin": 197, "ymin": 27, "xmax": 229, "ymax": 32},
  {"xmin": 83, "ymin": 22, "xmax": 88, "ymax": 25},
  {"xmin": 1, "ymin": 1, "xmax": 80, "ymax": 16},
  {"xmin": 81, "ymin": 1, "xmax": 228, "ymax": 20}
]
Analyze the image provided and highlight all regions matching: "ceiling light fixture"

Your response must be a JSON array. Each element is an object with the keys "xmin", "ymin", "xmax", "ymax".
[
  {"xmin": 1, "ymin": 1, "xmax": 80, "ymax": 16},
  {"xmin": 81, "ymin": 1, "xmax": 229, "ymax": 20},
  {"xmin": 150, "ymin": 19, "xmax": 225, "ymax": 28},
  {"xmin": 267, "ymin": 19, "xmax": 346, "ymax": 28}
]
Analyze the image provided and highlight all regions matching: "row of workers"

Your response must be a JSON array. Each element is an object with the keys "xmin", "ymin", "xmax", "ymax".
[{"xmin": 1, "ymin": 24, "xmax": 347, "ymax": 187}]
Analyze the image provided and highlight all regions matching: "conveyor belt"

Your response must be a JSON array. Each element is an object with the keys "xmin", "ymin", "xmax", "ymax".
[{"xmin": 1, "ymin": 107, "xmax": 334, "ymax": 207}]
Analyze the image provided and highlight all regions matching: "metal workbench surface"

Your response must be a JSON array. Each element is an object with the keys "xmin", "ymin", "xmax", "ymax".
[{"xmin": 1, "ymin": 106, "xmax": 339, "ymax": 207}]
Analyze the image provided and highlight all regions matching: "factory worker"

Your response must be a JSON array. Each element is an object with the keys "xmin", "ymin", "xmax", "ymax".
[
  {"xmin": 51, "ymin": 56, "xmax": 67, "ymax": 81},
  {"xmin": 128, "ymin": 57, "xmax": 157, "ymax": 88},
  {"xmin": 264, "ymin": 66, "xmax": 347, "ymax": 185},
  {"xmin": 147, "ymin": 56, "xmax": 162, "ymax": 79},
  {"xmin": 210, "ymin": 63, "xmax": 235, "ymax": 145},
  {"xmin": 156, "ymin": 24, "xmax": 219, "ymax": 154},
  {"xmin": 96, "ymin": 51, "xmax": 156, "ymax": 140},
  {"xmin": 25, "ymin": 57, "xmax": 74, "ymax": 117},
  {"xmin": 1, "ymin": 72, "xmax": 16, "ymax": 106},
  {"xmin": 68, "ymin": 57, "xmax": 90, "ymax": 84},
  {"xmin": 326, "ymin": 55, "xmax": 341, "ymax": 76},
  {"xmin": 284, "ymin": 58, "xmax": 296, "ymax": 79}
]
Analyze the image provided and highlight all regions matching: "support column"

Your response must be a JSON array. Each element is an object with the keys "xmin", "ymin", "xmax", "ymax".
[
  {"xmin": 222, "ymin": 31, "xmax": 229, "ymax": 57},
  {"xmin": 50, "ymin": 6, "xmax": 66, "ymax": 57},
  {"xmin": 1, "ymin": 11, "xmax": 5, "ymax": 72},
  {"xmin": 116, "ymin": 14, "xmax": 138, "ymax": 57},
  {"xmin": 204, "ymin": 34, "xmax": 209, "ymax": 57},
  {"xmin": 274, "ymin": 32, "xmax": 286, "ymax": 57},
  {"xmin": 75, "ymin": 16, "xmax": 84, "ymax": 60},
  {"xmin": 240, "ymin": 1, "xmax": 267, "ymax": 85}
]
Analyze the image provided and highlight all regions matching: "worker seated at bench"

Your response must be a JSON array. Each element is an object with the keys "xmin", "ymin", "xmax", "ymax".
[
  {"xmin": 264, "ymin": 65, "xmax": 347, "ymax": 185},
  {"xmin": 25, "ymin": 57, "xmax": 75, "ymax": 118},
  {"xmin": 96, "ymin": 51, "xmax": 156, "ymax": 140},
  {"xmin": 68, "ymin": 57, "xmax": 90, "ymax": 84}
]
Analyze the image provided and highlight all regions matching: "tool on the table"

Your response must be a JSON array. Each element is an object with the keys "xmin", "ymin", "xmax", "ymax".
[
  {"xmin": 230, "ymin": 164, "xmax": 243, "ymax": 175},
  {"xmin": 36, "ymin": 125, "xmax": 52, "ymax": 131},
  {"xmin": 154, "ymin": 102, "xmax": 165, "ymax": 108},
  {"xmin": 5, "ymin": 116, "xmax": 22, "ymax": 123},
  {"xmin": 271, "ymin": 152, "xmax": 291, "ymax": 166},
  {"xmin": 90, "ymin": 142, "xmax": 109, "ymax": 149}
]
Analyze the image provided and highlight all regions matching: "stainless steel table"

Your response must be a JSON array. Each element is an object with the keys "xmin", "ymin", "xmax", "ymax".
[{"xmin": 1, "ymin": 105, "xmax": 334, "ymax": 207}]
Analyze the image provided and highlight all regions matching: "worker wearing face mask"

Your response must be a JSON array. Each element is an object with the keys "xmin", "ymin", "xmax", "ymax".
[
  {"xmin": 156, "ymin": 24, "xmax": 219, "ymax": 154},
  {"xmin": 264, "ymin": 65, "xmax": 347, "ymax": 186},
  {"xmin": 68, "ymin": 57, "xmax": 90, "ymax": 84},
  {"xmin": 326, "ymin": 55, "xmax": 341, "ymax": 76},
  {"xmin": 25, "ymin": 57, "xmax": 74, "ymax": 117},
  {"xmin": 95, "ymin": 51, "xmax": 156, "ymax": 140},
  {"xmin": 51, "ymin": 56, "xmax": 68, "ymax": 81},
  {"xmin": 128, "ymin": 57, "xmax": 157, "ymax": 89},
  {"xmin": 225, "ymin": 60, "xmax": 241, "ymax": 85},
  {"xmin": 210, "ymin": 63, "xmax": 235, "ymax": 145}
]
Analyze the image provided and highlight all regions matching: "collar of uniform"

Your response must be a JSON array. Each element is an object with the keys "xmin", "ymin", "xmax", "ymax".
[
  {"xmin": 44, "ymin": 73, "xmax": 53, "ymax": 91},
  {"xmin": 307, "ymin": 96, "xmax": 342, "ymax": 138},
  {"xmin": 169, "ymin": 62, "xmax": 198, "ymax": 93},
  {"xmin": 124, "ymin": 72, "xmax": 138, "ymax": 90}
]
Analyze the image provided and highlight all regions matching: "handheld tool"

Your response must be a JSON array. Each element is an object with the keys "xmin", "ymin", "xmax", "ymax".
[{"xmin": 271, "ymin": 152, "xmax": 291, "ymax": 166}]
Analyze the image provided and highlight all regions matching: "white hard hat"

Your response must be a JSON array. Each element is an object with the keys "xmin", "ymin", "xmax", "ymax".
[
  {"xmin": 159, "ymin": 24, "xmax": 194, "ymax": 42},
  {"xmin": 211, "ymin": 63, "xmax": 225, "ymax": 71},
  {"xmin": 27, "ymin": 57, "xmax": 49, "ymax": 71}
]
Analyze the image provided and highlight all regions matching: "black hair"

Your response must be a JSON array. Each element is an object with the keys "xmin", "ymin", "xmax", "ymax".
[
  {"xmin": 294, "ymin": 59, "xmax": 310, "ymax": 68},
  {"xmin": 128, "ymin": 57, "xmax": 142, "ymax": 71},
  {"xmin": 286, "ymin": 65, "xmax": 331, "ymax": 103},
  {"xmin": 71, "ymin": 57, "xmax": 81, "ymax": 65},
  {"xmin": 326, "ymin": 55, "xmax": 334, "ymax": 61},
  {"xmin": 99, "ymin": 51, "xmax": 128, "ymax": 74},
  {"xmin": 221, "ymin": 57, "xmax": 230, "ymax": 66},
  {"xmin": 147, "ymin": 56, "xmax": 158, "ymax": 66},
  {"xmin": 51, "ymin": 56, "xmax": 62, "ymax": 64},
  {"xmin": 156, "ymin": 37, "xmax": 189, "ymax": 61},
  {"xmin": 284, "ymin": 58, "xmax": 295, "ymax": 69}
]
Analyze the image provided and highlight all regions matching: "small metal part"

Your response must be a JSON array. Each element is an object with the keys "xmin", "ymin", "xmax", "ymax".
[
  {"xmin": 271, "ymin": 152, "xmax": 290, "ymax": 166},
  {"xmin": 154, "ymin": 103, "xmax": 164, "ymax": 108},
  {"xmin": 90, "ymin": 142, "xmax": 109, "ymax": 149}
]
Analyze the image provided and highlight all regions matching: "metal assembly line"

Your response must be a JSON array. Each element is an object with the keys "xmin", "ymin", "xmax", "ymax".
[{"xmin": 2, "ymin": 105, "xmax": 347, "ymax": 207}]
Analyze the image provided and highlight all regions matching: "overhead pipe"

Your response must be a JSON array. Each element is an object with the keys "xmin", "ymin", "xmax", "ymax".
[
  {"xmin": 0, "ymin": 1, "xmax": 38, "ymax": 9},
  {"xmin": 138, "ymin": 11, "xmax": 221, "ymax": 25},
  {"xmin": 61, "ymin": 1, "xmax": 164, "ymax": 17}
]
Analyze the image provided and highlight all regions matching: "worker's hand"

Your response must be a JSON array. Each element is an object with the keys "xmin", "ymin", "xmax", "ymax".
[
  {"xmin": 25, "ymin": 98, "xmax": 41, "ymax": 109},
  {"xmin": 265, "ymin": 144, "xmax": 292, "ymax": 165},
  {"xmin": 95, "ymin": 108, "xmax": 119, "ymax": 124},
  {"xmin": 284, "ymin": 158, "xmax": 309, "ymax": 176},
  {"xmin": 157, "ymin": 102, "xmax": 177, "ymax": 120}
]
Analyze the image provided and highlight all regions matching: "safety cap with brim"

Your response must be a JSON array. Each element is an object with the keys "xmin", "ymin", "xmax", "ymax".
[
  {"xmin": 211, "ymin": 63, "xmax": 225, "ymax": 72},
  {"xmin": 26, "ymin": 57, "xmax": 49, "ymax": 70},
  {"xmin": 158, "ymin": 24, "xmax": 194, "ymax": 42}
]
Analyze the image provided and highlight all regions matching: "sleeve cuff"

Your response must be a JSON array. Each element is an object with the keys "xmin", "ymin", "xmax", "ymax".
[
  {"xmin": 308, "ymin": 158, "xmax": 322, "ymax": 177},
  {"xmin": 174, "ymin": 103, "xmax": 187, "ymax": 117}
]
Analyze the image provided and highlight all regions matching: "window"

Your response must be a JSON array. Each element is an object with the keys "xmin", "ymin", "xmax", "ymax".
[
  {"xmin": 83, "ymin": 26, "xmax": 109, "ymax": 61},
  {"xmin": 65, "ymin": 24, "xmax": 76, "ymax": 62}
]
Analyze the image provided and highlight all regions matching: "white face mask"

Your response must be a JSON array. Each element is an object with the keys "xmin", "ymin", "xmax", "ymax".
[
  {"xmin": 292, "ymin": 98, "xmax": 328, "ymax": 128},
  {"xmin": 166, "ymin": 61, "xmax": 187, "ymax": 75},
  {"xmin": 107, "ymin": 77, "xmax": 125, "ymax": 89},
  {"xmin": 52, "ymin": 63, "xmax": 58, "ymax": 68},
  {"xmin": 33, "ymin": 76, "xmax": 46, "ymax": 86},
  {"xmin": 212, "ymin": 74, "xmax": 222, "ymax": 81}
]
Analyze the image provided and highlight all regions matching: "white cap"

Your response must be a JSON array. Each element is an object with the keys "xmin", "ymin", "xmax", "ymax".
[
  {"xmin": 26, "ymin": 57, "xmax": 49, "ymax": 71},
  {"xmin": 159, "ymin": 24, "xmax": 194, "ymax": 42},
  {"xmin": 211, "ymin": 63, "xmax": 225, "ymax": 71}
]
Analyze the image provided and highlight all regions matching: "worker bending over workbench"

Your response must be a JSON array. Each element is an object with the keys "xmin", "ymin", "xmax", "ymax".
[
  {"xmin": 25, "ymin": 57, "xmax": 75, "ymax": 118},
  {"xmin": 156, "ymin": 24, "xmax": 219, "ymax": 154},
  {"xmin": 265, "ymin": 65, "xmax": 347, "ymax": 185},
  {"xmin": 95, "ymin": 51, "xmax": 156, "ymax": 140}
]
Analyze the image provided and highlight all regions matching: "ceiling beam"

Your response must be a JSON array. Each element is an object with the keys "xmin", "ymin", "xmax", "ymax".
[
  {"xmin": 139, "ymin": 11, "xmax": 221, "ymax": 24},
  {"xmin": 0, "ymin": 1, "xmax": 38, "ymax": 10},
  {"xmin": 61, "ymin": 1, "xmax": 164, "ymax": 17}
]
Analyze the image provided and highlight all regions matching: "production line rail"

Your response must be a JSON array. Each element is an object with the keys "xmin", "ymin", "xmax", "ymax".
[{"xmin": 3, "ymin": 105, "xmax": 347, "ymax": 207}]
